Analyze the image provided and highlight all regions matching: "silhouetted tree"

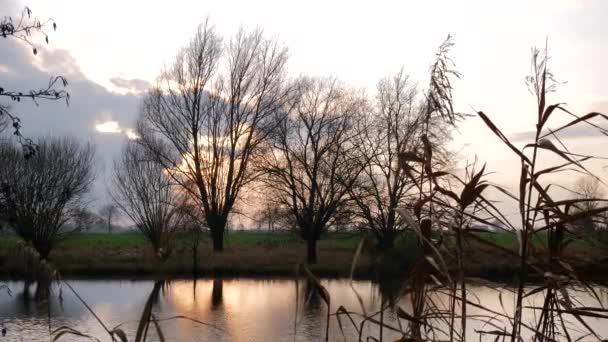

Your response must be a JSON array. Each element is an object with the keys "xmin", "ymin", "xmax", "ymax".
[
  {"xmin": 350, "ymin": 70, "xmax": 452, "ymax": 249},
  {"xmin": 1, "ymin": 7, "xmax": 68, "ymax": 156},
  {"xmin": 111, "ymin": 142, "xmax": 185, "ymax": 261},
  {"xmin": 99, "ymin": 203, "xmax": 117, "ymax": 233},
  {"xmin": 0, "ymin": 137, "xmax": 95, "ymax": 258},
  {"xmin": 260, "ymin": 78, "xmax": 365, "ymax": 264},
  {"xmin": 254, "ymin": 200, "xmax": 283, "ymax": 231},
  {"xmin": 137, "ymin": 20, "xmax": 291, "ymax": 252},
  {"xmin": 72, "ymin": 208, "xmax": 102, "ymax": 232},
  {"xmin": 572, "ymin": 175, "xmax": 606, "ymax": 233}
]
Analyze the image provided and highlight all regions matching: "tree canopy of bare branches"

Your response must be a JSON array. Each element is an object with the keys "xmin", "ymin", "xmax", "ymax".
[
  {"xmin": 573, "ymin": 175, "xmax": 604, "ymax": 212},
  {"xmin": 0, "ymin": 137, "xmax": 95, "ymax": 258},
  {"xmin": 350, "ymin": 72, "xmax": 420, "ymax": 248},
  {"xmin": 571, "ymin": 175, "xmax": 606, "ymax": 232},
  {"xmin": 1, "ymin": 7, "xmax": 69, "ymax": 156},
  {"xmin": 252, "ymin": 198, "xmax": 295, "ymax": 232},
  {"xmin": 72, "ymin": 208, "xmax": 103, "ymax": 232},
  {"xmin": 260, "ymin": 77, "xmax": 365, "ymax": 264},
  {"xmin": 99, "ymin": 203, "xmax": 117, "ymax": 233},
  {"xmin": 136, "ymin": 20, "xmax": 291, "ymax": 252},
  {"xmin": 350, "ymin": 70, "xmax": 454, "ymax": 249},
  {"xmin": 111, "ymin": 142, "xmax": 186, "ymax": 261}
]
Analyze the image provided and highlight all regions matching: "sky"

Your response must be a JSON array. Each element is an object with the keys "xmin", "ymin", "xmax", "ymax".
[{"xmin": 2, "ymin": 0, "xmax": 608, "ymax": 222}]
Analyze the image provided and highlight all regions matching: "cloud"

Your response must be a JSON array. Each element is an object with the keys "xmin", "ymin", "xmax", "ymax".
[
  {"xmin": 509, "ymin": 124, "xmax": 607, "ymax": 142},
  {"xmin": 509, "ymin": 100, "xmax": 608, "ymax": 142},
  {"xmin": 125, "ymin": 129, "xmax": 138, "ymax": 140},
  {"xmin": 109, "ymin": 77, "xmax": 151, "ymax": 93},
  {"xmin": 0, "ymin": 39, "xmax": 141, "ymax": 205},
  {"xmin": 95, "ymin": 120, "xmax": 122, "ymax": 133},
  {"xmin": 95, "ymin": 120, "xmax": 138, "ymax": 139}
]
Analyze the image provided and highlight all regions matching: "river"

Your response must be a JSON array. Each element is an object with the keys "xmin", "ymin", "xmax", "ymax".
[{"xmin": 0, "ymin": 278, "xmax": 606, "ymax": 341}]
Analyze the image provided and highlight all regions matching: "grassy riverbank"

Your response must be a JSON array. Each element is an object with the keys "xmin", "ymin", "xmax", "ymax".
[
  {"xmin": 0, "ymin": 231, "xmax": 606, "ymax": 279},
  {"xmin": 0, "ymin": 232, "xmax": 368, "ymax": 277}
]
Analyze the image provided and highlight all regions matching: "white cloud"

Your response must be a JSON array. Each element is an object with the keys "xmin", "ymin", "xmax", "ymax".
[
  {"xmin": 124, "ymin": 128, "xmax": 139, "ymax": 140},
  {"xmin": 95, "ymin": 120, "xmax": 138, "ymax": 139},
  {"xmin": 95, "ymin": 120, "xmax": 122, "ymax": 133}
]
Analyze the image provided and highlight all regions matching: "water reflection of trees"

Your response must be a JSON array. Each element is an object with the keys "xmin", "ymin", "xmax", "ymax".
[
  {"xmin": 375, "ymin": 274, "xmax": 407, "ymax": 309},
  {"xmin": 303, "ymin": 278, "xmax": 322, "ymax": 310},
  {"xmin": 294, "ymin": 278, "xmax": 326, "ymax": 342},
  {"xmin": 211, "ymin": 278, "xmax": 223, "ymax": 310},
  {"xmin": 133, "ymin": 280, "xmax": 164, "ymax": 341},
  {"xmin": 1, "ymin": 281, "xmax": 84, "ymax": 319}
]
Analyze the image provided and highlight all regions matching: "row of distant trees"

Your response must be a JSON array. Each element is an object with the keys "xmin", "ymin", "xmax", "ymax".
[{"xmin": 73, "ymin": 204, "xmax": 117, "ymax": 233}]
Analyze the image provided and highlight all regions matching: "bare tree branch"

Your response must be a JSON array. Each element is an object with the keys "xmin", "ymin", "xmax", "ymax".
[
  {"xmin": 136, "ymin": 20, "xmax": 291, "ymax": 251},
  {"xmin": 110, "ymin": 142, "xmax": 185, "ymax": 261},
  {"xmin": 259, "ymin": 77, "xmax": 365, "ymax": 263},
  {"xmin": 1, "ymin": 7, "xmax": 69, "ymax": 157},
  {"xmin": 0, "ymin": 137, "xmax": 95, "ymax": 258}
]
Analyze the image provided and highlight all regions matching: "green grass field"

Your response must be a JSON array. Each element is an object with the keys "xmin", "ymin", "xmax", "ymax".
[
  {"xmin": 48, "ymin": 231, "xmax": 362, "ymax": 254},
  {"xmin": 0, "ymin": 231, "xmax": 370, "ymax": 278},
  {"xmin": 0, "ymin": 230, "xmax": 604, "ymax": 278}
]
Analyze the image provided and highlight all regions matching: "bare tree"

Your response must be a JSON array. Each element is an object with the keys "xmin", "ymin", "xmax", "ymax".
[
  {"xmin": 72, "ymin": 208, "xmax": 103, "ymax": 232},
  {"xmin": 350, "ymin": 71, "xmax": 452, "ymax": 249},
  {"xmin": 110, "ymin": 142, "xmax": 185, "ymax": 261},
  {"xmin": 1, "ymin": 7, "xmax": 69, "ymax": 156},
  {"xmin": 0, "ymin": 137, "xmax": 95, "ymax": 258},
  {"xmin": 99, "ymin": 204, "xmax": 117, "ymax": 233},
  {"xmin": 260, "ymin": 77, "xmax": 365, "ymax": 264},
  {"xmin": 572, "ymin": 175, "xmax": 606, "ymax": 232},
  {"xmin": 136, "ymin": 20, "xmax": 290, "ymax": 251},
  {"xmin": 254, "ymin": 200, "xmax": 281, "ymax": 231},
  {"xmin": 574, "ymin": 176, "xmax": 603, "ymax": 211}
]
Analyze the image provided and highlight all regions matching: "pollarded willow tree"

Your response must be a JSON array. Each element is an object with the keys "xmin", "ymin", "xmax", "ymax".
[
  {"xmin": 111, "ymin": 142, "xmax": 185, "ymax": 261},
  {"xmin": 350, "ymin": 70, "xmax": 453, "ymax": 249},
  {"xmin": 0, "ymin": 137, "xmax": 95, "ymax": 258},
  {"xmin": 260, "ymin": 77, "xmax": 366, "ymax": 264},
  {"xmin": 350, "ymin": 71, "xmax": 420, "ymax": 249},
  {"xmin": 137, "ymin": 20, "xmax": 291, "ymax": 252}
]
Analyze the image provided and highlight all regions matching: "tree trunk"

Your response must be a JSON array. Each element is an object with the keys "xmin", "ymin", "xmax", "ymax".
[
  {"xmin": 378, "ymin": 232, "xmax": 395, "ymax": 250},
  {"xmin": 211, "ymin": 226, "xmax": 224, "ymax": 252},
  {"xmin": 34, "ymin": 240, "xmax": 52, "ymax": 260},
  {"xmin": 307, "ymin": 238, "xmax": 318, "ymax": 264}
]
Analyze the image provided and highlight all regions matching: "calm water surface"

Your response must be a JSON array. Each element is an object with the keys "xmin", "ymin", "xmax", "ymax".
[{"xmin": 0, "ymin": 278, "xmax": 607, "ymax": 341}]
